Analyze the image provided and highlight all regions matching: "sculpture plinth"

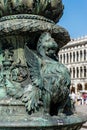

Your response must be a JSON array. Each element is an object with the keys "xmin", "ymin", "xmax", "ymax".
[
  {"xmin": 0, "ymin": 99, "xmax": 86, "ymax": 130},
  {"xmin": 0, "ymin": 0, "xmax": 86, "ymax": 130}
]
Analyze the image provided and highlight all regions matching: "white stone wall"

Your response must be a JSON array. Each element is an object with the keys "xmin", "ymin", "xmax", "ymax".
[{"xmin": 58, "ymin": 36, "xmax": 87, "ymax": 94}]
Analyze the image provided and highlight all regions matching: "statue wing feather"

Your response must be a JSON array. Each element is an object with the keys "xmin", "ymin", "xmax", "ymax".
[
  {"xmin": 23, "ymin": 45, "xmax": 43, "ymax": 113},
  {"xmin": 24, "ymin": 45, "xmax": 43, "ymax": 88}
]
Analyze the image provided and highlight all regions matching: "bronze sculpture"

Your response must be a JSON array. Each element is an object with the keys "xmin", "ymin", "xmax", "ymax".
[{"xmin": 0, "ymin": 0, "xmax": 86, "ymax": 130}]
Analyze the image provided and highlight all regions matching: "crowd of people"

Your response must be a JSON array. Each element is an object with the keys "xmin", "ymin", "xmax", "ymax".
[{"xmin": 69, "ymin": 91, "xmax": 87, "ymax": 105}]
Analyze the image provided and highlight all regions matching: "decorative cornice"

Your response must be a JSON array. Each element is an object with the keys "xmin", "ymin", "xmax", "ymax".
[
  {"xmin": 62, "ymin": 35, "xmax": 87, "ymax": 48},
  {"xmin": 71, "ymin": 35, "xmax": 87, "ymax": 42}
]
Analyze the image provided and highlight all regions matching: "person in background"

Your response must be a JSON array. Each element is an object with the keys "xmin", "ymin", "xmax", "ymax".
[
  {"xmin": 82, "ymin": 93, "xmax": 87, "ymax": 105},
  {"xmin": 77, "ymin": 92, "xmax": 82, "ymax": 105},
  {"xmin": 69, "ymin": 92, "xmax": 77, "ymax": 111}
]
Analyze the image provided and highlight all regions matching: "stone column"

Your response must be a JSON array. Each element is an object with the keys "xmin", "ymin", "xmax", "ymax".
[
  {"xmin": 72, "ymin": 52, "xmax": 73, "ymax": 63},
  {"xmin": 70, "ymin": 53, "xmax": 71, "ymax": 63},
  {"xmin": 82, "ymin": 66, "xmax": 84, "ymax": 78},
  {"xmin": 65, "ymin": 53, "xmax": 66, "ymax": 64},
  {"xmin": 82, "ymin": 82, "xmax": 85, "ymax": 91},
  {"xmin": 75, "ymin": 51, "xmax": 77, "ymax": 62},
  {"xmin": 86, "ymin": 66, "xmax": 87, "ymax": 78},
  {"xmin": 62, "ymin": 54, "xmax": 64, "ymax": 63},
  {"xmin": 68, "ymin": 52, "xmax": 70, "ymax": 63},
  {"xmin": 74, "ymin": 83, "xmax": 77, "ymax": 94},
  {"xmin": 78, "ymin": 50, "xmax": 80, "ymax": 62},
  {"xmin": 86, "ymin": 49, "xmax": 87, "ymax": 61},
  {"xmin": 79, "ymin": 66, "xmax": 80, "ymax": 78}
]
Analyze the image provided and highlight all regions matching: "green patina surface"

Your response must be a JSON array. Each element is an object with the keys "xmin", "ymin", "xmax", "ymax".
[
  {"xmin": 0, "ymin": 0, "xmax": 63, "ymax": 22},
  {"xmin": 0, "ymin": 0, "xmax": 86, "ymax": 130}
]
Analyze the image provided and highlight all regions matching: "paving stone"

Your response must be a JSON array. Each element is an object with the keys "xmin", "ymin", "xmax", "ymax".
[{"xmin": 75, "ymin": 104, "xmax": 87, "ymax": 130}]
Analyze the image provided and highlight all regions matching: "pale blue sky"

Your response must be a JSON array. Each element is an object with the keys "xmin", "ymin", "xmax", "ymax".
[{"xmin": 58, "ymin": 0, "xmax": 87, "ymax": 38}]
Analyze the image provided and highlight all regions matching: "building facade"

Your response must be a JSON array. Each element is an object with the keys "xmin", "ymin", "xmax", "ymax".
[{"xmin": 58, "ymin": 36, "xmax": 87, "ymax": 94}]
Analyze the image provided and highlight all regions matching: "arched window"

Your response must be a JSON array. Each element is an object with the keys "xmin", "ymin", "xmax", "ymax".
[
  {"xmin": 71, "ymin": 86, "xmax": 75, "ymax": 93},
  {"xmin": 84, "ymin": 66, "xmax": 86, "ymax": 77},
  {"xmin": 84, "ymin": 50, "xmax": 86, "ymax": 61},
  {"xmin": 73, "ymin": 67, "xmax": 75, "ymax": 78},
  {"xmin": 66, "ymin": 53, "xmax": 68, "ymax": 63},
  {"xmin": 80, "ymin": 50, "xmax": 82, "ymax": 61},
  {"xmin": 77, "ymin": 83, "xmax": 82, "ymax": 92},
  {"xmin": 73, "ymin": 52, "xmax": 75, "ymax": 62},
  {"xmin": 80, "ymin": 67, "xmax": 82, "ymax": 78},
  {"xmin": 63, "ymin": 54, "xmax": 65, "ymax": 63},
  {"xmin": 60, "ymin": 54, "xmax": 62, "ymax": 63},
  {"xmin": 77, "ymin": 67, "xmax": 79, "ymax": 78},
  {"xmin": 77, "ymin": 51, "xmax": 79, "ymax": 61}
]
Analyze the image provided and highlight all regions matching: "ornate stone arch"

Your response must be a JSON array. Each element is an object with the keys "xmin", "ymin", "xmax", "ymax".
[
  {"xmin": 70, "ymin": 84, "xmax": 75, "ymax": 93},
  {"xmin": 77, "ymin": 83, "xmax": 82, "ymax": 92}
]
